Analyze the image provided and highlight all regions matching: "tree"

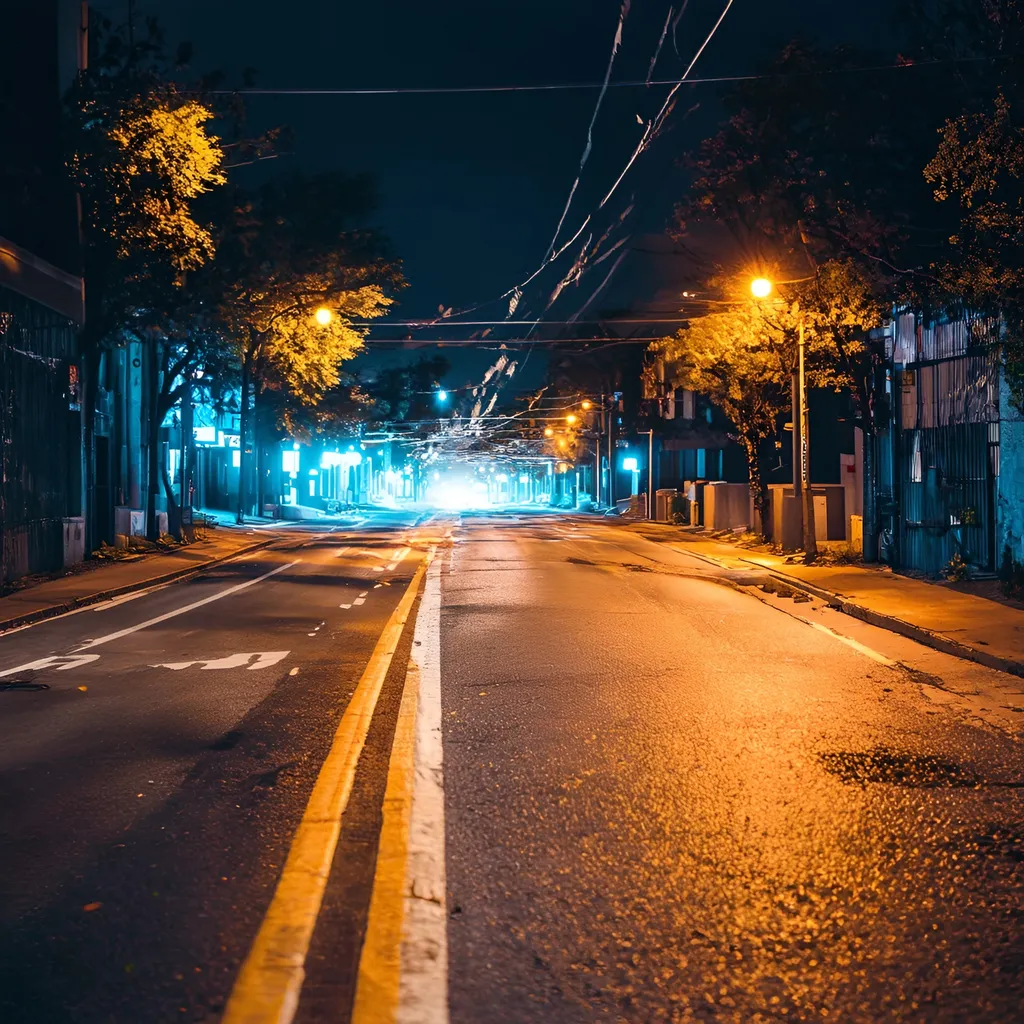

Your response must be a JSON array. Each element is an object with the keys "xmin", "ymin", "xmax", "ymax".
[
  {"xmin": 657, "ymin": 307, "xmax": 791, "ymax": 539},
  {"xmin": 363, "ymin": 356, "xmax": 450, "ymax": 424},
  {"xmin": 913, "ymin": 0, "xmax": 1024, "ymax": 401},
  {"xmin": 66, "ymin": 15, "xmax": 227, "ymax": 540},
  {"xmin": 671, "ymin": 40, "xmax": 927, "ymax": 552},
  {"xmin": 207, "ymin": 173, "xmax": 402, "ymax": 520}
]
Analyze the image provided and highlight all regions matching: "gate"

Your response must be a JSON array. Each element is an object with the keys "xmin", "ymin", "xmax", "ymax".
[{"xmin": 894, "ymin": 351, "xmax": 998, "ymax": 574}]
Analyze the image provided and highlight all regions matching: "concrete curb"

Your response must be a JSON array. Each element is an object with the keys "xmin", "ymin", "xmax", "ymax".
[
  {"xmin": 733, "ymin": 557, "xmax": 1024, "ymax": 680},
  {"xmin": 668, "ymin": 538, "xmax": 1024, "ymax": 679},
  {"xmin": 0, "ymin": 538, "xmax": 276, "ymax": 635}
]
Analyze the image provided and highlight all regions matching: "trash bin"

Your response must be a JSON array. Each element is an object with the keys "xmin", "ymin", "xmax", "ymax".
[{"xmin": 655, "ymin": 488, "xmax": 678, "ymax": 522}]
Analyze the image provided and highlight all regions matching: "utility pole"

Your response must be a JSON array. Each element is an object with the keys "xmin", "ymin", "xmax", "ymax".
[
  {"xmin": 639, "ymin": 428, "xmax": 655, "ymax": 520},
  {"xmin": 753, "ymin": 279, "xmax": 817, "ymax": 562},
  {"xmin": 798, "ymin": 315, "xmax": 817, "ymax": 560},
  {"xmin": 607, "ymin": 398, "xmax": 614, "ymax": 509}
]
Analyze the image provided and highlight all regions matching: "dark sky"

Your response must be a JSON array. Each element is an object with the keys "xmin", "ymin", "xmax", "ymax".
[{"xmin": 112, "ymin": 0, "xmax": 892, "ymax": 386}]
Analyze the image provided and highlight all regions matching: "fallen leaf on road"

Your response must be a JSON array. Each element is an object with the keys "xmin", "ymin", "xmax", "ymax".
[
  {"xmin": 83, "ymin": 902, "xmax": 102, "ymax": 912},
  {"xmin": 78, "ymin": 686, "xmax": 88, "ymax": 692}
]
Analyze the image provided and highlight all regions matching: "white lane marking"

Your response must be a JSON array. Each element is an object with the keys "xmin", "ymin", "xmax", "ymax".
[
  {"xmin": 75, "ymin": 560, "xmax": 299, "ymax": 651},
  {"xmin": 340, "ymin": 603, "xmax": 352, "ymax": 610},
  {"xmin": 808, "ymin": 621, "xmax": 895, "ymax": 665},
  {"xmin": 92, "ymin": 590, "xmax": 153, "ymax": 611},
  {"xmin": 0, "ymin": 653, "xmax": 100, "ymax": 677},
  {"xmin": 372, "ymin": 566, "xmax": 385, "ymax": 573},
  {"xmin": 354, "ymin": 597, "xmax": 366, "ymax": 607},
  {"xmin": 154, "ymin": 651, "xmax": 291, "ymax": 671},
  {"xmin": 386, "ymin": 546, "xmax": 412, "ymax": 571},
  {"xmin": 399, "ymin": 550, "xmax": 448, "ymax": 1022}
]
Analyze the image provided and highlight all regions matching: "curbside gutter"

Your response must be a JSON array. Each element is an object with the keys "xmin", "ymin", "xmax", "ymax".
[
  {"xmin": 734, "ymin": 556, "xmax": 1024, "ymax": 680},
  {"xmin": 0, "ymin": 538, "xmax": 277, "ymax": 635},
  {"xmin": 675, "ymin": 539, "xmax": 1024, "ymax": 679}
]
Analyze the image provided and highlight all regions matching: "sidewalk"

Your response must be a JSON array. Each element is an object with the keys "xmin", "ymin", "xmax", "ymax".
[
  {"xmin": 0, "ymin": 528, "xmax": 277, "ymax": 633},
  {"xmin": 621, "ymin": 520, "xmax": 1024, "ymax": 678}
]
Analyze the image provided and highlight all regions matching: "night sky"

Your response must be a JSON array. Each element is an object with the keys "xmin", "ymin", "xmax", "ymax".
[{"xmin": 112, "ymin": 1, "xmax": 893, "ymax": 385}]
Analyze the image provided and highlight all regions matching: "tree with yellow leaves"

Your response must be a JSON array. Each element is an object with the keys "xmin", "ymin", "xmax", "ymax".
[
  {"xmin": 205, "ymin": 172, "xmax": 403, "ymax": 520},
  {"xmin": 67, "ymin": 16, "xmax": 229, "ymax": 540}
]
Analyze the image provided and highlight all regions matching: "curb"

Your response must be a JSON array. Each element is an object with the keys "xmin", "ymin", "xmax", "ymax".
[
  {"xmin": 734, "ymin": 557, "xmax": 1024, "ymax": 680},
  {"xmin": 0, "ymin": 538, "xmax": 277, "ymax": 635},
  {"xmin": 667, "ymin": 538, "xmax": 1024, "ymax": 680}
]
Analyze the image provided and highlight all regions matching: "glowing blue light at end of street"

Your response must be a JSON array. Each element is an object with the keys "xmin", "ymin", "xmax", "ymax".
[
  {"xmin": 622, "ymin": 456, "xmax": 638, "ymax": 472},
  {"xmin": 437, "ymin": 390, "xmax": 448, "ymax": 403}
]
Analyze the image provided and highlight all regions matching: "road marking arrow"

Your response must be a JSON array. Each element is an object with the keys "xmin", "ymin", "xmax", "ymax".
[
  {"xmin": 0, "ymin": 654, "xmax": 100, "ymax": 677},
  {"xmin": 154, "ymin": 651, "xmax": 290, "ymax": 672}
]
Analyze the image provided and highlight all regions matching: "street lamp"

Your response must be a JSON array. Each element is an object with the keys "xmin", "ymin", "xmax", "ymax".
[
  {"xmin": 315, "ymin": 307, "xmax": 333, "ymax": 325},
  {"xmin": 436, "ymin": 389, "xmax": 448, "ymax": 404},
  {"xmin": 565, "ymin": 413, "xmax": 578, "ymax": 425},
  {"xmin": 581, "ymin": 400, "xmax": 593, "ymax": 410},
  {"xmin": 544, "ymin": 427, "xmax": 554, "ymax": 438},
  {"xmin": 750, "ymin": 276, "xmax": 817, "ymax": 561}
]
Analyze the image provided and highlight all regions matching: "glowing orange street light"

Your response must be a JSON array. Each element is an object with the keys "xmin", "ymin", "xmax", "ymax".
[
  {"xmin": 544, "ymin": 427, "xmax": 554, "ymax": 437},
  {"xmin": 750, "ymin": 274, "xmax": 816, "ymax": 561},
  {"xmin": 581, "ymin": 400, "xmax": 593, "ymax": 410},
  {"xmin": 315, "ymin": 307, "xmax": 333, "ymax": 325},
  {"xmin": 558, "ymin": 438, "xmax": 568, "ymax": 448},
  {"xmin": 565, "ymin": 414, "xmax": 578, "ymax": 425}
]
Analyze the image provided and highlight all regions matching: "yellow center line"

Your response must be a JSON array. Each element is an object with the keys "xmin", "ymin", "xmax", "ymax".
[
  {"xmin": 220, "ymin": 555, "xmax": 429, "ymax": 1024},
  {"xmin": 350, "ymin": 630, "xmax": 420, "ymax": 1024}
]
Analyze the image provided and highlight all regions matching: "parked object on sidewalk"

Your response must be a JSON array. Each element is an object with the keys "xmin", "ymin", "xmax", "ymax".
[{"xmin": 703, "ymin": 482, "xmax": 751, "ymax": 531}]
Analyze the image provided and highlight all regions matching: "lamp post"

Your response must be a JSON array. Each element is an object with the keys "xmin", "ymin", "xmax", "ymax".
[
  {"xmin": 644, "ymin": 429, "xmax": 654, "ymax": 520},
  {"xmin": 751, "ymin": 278, "xmax": 817, "ymax": 561}
]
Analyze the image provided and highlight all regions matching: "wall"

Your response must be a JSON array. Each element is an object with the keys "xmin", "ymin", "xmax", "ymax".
[{"xmin": 997, "ymin": 376, "xmax": 1024, "ymax": 569}]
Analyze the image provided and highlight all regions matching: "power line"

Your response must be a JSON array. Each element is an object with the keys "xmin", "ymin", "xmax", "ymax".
[
  {"xmin": 354, "ymin": 316, "xmax": 705, "ymax": 327},
  {"xmin": 360, "ymin": 342, "xmax": 663, "ymax": 350},
  {"xmin": 208, "ymin": 56, "xmax": 1004, "ymax": 97}
]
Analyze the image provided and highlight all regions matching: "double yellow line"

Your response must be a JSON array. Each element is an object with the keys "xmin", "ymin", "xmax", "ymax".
[{"xmin": 222, "ymin": 556, "xmax": 429, "ymax": 1024}]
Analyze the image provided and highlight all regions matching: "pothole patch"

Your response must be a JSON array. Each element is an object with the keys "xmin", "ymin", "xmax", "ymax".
[{"xmin": 819, "ymin": 748, "xmax": 978, "ymax": 788}]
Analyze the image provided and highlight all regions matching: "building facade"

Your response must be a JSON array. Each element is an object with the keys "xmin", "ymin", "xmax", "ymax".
[{"xmin": 0, "ymin": 1, "xmax": 88, "ymax": 583}]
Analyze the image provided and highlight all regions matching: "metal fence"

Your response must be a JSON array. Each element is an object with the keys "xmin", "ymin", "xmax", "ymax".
[
  {"xmin": 0, "ymin": 285, "xmax": 81, "ymax": 584},
  {"xmin": 892, "ymin": 349, "xmax": 999, "ymax": 574}
]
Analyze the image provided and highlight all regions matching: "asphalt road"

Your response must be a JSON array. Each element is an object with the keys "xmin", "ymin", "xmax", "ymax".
[
  {"xmin": 2, "ymin": 507, "xmax": 1023, "ymax": 1023},
  {"xmin": 441, "ymin": 512, "xmax": 1024, "ymax": 1024},
  {"xmin": 0, "ymin": 509, "xmax": 430, "ymax": 1023}
]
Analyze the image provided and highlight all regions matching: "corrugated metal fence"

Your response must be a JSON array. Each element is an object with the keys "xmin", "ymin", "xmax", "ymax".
[{"xmin": 888, "ymin": 315, "xmax": 999, "ymax": 573}]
